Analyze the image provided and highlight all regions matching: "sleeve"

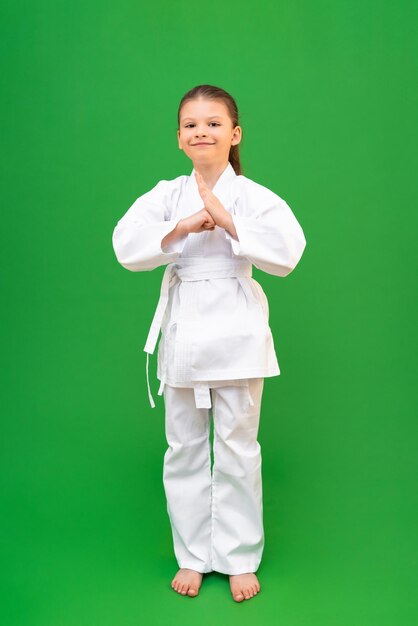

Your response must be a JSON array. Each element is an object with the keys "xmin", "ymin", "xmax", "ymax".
[
  {"xmin": 224, "ymin": 178, "xmax": 307, "ymax": 277},
  {"xmin": 112, "ymin": 179, "xmax": 188, "ymax": 271}
]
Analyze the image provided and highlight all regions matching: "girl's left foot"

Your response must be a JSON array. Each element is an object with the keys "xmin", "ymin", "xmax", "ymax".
[{"xmin": 229, "ymin": 572, "xmax": 260, "ymax": 602}]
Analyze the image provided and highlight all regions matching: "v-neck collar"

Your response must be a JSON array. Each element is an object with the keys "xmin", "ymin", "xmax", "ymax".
[{"xmin": 189, "ymin": 161, "xmax": 236, "ymax": 194}]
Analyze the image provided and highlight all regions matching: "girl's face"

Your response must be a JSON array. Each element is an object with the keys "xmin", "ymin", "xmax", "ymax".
[{"xmin": 177, "ymin": 98, "xmax": 241, "ymax": 166}]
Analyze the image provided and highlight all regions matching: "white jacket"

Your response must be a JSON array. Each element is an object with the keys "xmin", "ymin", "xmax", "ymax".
[{"xmin": 112, "ymin": 162, "xmax": 307, "ymax": 408}]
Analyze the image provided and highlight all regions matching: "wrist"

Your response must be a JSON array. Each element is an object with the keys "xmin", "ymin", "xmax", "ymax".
[
  {"xmin": 176, "ymin": 219, "xmax": 188, "ymax": 237},
  {"xmin": 222, "ymin": 214, "xmax": 233, "ymax": 232}
]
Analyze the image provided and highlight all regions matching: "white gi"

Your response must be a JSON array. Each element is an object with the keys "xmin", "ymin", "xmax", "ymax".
[{"xmin": 112, "ymin": 161, "xmax": 306, "ymax": 574}]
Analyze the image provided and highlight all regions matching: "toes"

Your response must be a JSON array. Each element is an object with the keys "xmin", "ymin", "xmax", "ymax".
[
  {"xmin": 233, "ymin": 585, "xmax": 258, "ymax": 600},
  {"xmin": 233, "ymin": 592, "xmax": 245, "ymax": 602},
  {"xmin": 171, "ymin": 570, "xmax": 202, "ymax": 597}
]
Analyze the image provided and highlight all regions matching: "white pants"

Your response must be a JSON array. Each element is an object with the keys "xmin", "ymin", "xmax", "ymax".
[{"xmin": 162, "ymin": 378, "xmax": 265, "ymax": 575}]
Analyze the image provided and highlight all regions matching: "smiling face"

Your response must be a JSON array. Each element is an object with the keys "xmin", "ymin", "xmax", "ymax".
[{"xmin": 177, "ymin": 97, "xmax": 242, "ymax": 167}]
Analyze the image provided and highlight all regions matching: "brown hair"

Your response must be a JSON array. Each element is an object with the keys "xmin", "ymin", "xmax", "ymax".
[{"xmin": 177, "ymin": 84, "xmax": 243, "ymax": 176}]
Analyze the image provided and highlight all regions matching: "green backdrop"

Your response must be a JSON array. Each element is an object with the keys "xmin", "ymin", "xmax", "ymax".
[{"xmin": 1, "ymin": 1, "xmax": 417, "ymax": 624}]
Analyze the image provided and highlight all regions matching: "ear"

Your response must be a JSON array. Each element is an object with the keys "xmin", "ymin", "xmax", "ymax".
[
  {"xmin": 231, "ymin": 126, "xmax": 242, "ymax": 147},
  {"xmin": 177, "ymin": 129, "xmax": 182, "ymax": 150}
]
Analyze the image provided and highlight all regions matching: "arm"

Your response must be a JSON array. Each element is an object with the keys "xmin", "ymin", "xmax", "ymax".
[
  {"xmin": 112, "ymin": 179, "xmax": 188, "ymax": 271},
  {"xmin": 161, "ymin": 220, "xmax": 189, "ymax": 252},
  {"xmin": 223, "ymin": 214, "xmax": 239, "ymax": 241},
  {"xmin": 224, "ymin": 178, "xmax": 307, "ymax": 277}
]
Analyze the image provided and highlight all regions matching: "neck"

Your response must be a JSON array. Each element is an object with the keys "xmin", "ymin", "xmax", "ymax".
[{"xmin": 193, "ymin": 160, "xmax": 229, "ymax": 191}]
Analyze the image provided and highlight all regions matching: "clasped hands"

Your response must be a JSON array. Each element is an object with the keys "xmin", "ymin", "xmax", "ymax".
[{"xmin": 178, "ymin": 170, "xmax": 236, "ymax": 238}]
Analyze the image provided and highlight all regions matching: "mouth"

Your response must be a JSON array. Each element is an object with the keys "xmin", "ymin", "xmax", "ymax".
[{"xmin": 192, "ymin": 143, "xmax": 214, "ymax": 146}]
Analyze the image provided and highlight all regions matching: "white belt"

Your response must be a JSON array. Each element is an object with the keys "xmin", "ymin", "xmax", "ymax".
[
  {"xmin": 143, "ymin": 257, "xmax": 257, "ymax": 409},
  {"xmin": 191, "ymin": 381, "xmax": 255, "ymax": 409}
]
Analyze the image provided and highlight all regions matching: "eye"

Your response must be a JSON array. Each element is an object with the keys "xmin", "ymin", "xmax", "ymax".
[{"xmin": 184, "ymin": 122, "xmax": 220, "ymax": 128}]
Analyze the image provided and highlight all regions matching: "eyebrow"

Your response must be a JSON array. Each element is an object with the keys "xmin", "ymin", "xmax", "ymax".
[{"xmin": 182, "ymin": 117, "xmax": 223, "ymax": 122}]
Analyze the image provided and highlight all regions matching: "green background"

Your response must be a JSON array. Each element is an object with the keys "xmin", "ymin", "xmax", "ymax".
[{"xmin": 1, "ymin": 1, "xmax": 417, "ymax": 624}]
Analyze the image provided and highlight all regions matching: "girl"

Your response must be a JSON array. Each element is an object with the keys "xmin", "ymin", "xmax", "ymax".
[{"xmin": 112, "ymin": 84, "xmax": 306, "ymax": 602}]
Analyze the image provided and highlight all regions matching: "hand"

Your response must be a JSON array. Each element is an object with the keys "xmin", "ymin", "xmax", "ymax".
[
  {"xmin": 179, "ymin": 208, "xmax": 216, "ymax": 235},
  {"xmin": 194, "ymin": 169, "xmax": 233, "ymax": 231}
]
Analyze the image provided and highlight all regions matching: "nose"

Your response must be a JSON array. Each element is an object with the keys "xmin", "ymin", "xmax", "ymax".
[{"xmin": 195, "ymin": 125, "xmax": 208, "ymax": 137}]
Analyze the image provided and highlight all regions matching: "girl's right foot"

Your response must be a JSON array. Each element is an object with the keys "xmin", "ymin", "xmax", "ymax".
[{"xmin": 171, "ymin": 568, "xmax": 203, "ymax": 597}]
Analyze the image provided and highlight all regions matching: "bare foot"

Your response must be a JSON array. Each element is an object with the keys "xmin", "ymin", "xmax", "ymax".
[
  {"xmin": 171, "ymin": 568, "xmax": 203, "ymax": 597},
  {"xmin": 229, "ymin": 572, "xmax": 261, "ymax": 602}
]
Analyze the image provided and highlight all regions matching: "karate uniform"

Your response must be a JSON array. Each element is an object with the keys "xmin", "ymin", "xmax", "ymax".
[{"xmin": 112, "ymin": 161, "xmax": 306, "ymax": 574}]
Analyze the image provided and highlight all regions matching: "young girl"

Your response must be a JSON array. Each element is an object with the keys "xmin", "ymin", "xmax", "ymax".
[{"xmin": 112, "ymin": 84, "xmax": 306, "ymax": 602}]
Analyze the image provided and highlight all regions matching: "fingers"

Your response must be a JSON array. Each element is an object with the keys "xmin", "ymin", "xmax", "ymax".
[
  {"xmin": 194, "ymin": 170, "xmax": 202, "ymax": 186},
  {"xmin": 182, "ymin": 209, "xmax": 217, "ymax": 234},
  {"xmin": 201, "ymin": 208, "xmax": 215, "ymax": 224},
  {"xmin": 202, "ymin": 208, "xmax": 216, "ymax": 230},
  {"xmin": 204, "ymin": 215, "xmax": 216, "ymax": 228},
  {"xmin": 195, "ymin": 170, "xmax": 209, "ymax": 195}
]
